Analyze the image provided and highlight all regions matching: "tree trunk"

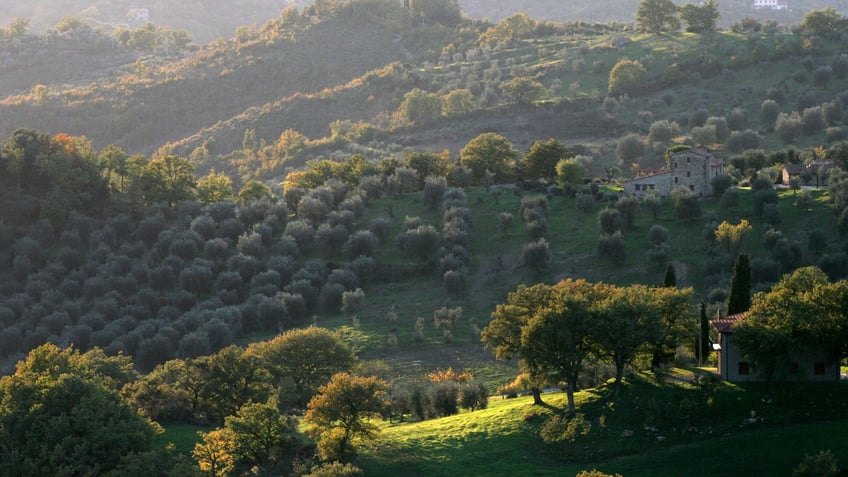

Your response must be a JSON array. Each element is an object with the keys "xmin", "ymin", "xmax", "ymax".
[
  {"xmin": 566, "ymin": 378, "xmax": 576, "ymax": 415},
  {"xmin": 532, "ymin": 387, "xmax": 544, "ymax": 405},
  {"xmin": 613, "ymin": 363, "xmax": 624, "ymax": 398}
]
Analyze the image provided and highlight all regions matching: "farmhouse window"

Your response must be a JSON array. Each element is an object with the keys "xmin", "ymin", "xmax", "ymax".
[
  {"xmin": 738, "ymin": 362, "xmax": 750, "ymax": 375},
  {"xmin": 814, "ymin": 362, "xmax": 827, "ymax": 375}
]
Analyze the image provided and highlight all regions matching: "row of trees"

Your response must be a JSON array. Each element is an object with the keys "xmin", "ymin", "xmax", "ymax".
[
  {"xmin": 482, "ymin": 279, "xmax": 693, "ymax": 413},
  {"xmin": 1, "ymin": 324, "xmax": 492, "ymax": 475},
  {"xmin": 636, "ymin": 0, "xmax": 719, "ymax": 34}
]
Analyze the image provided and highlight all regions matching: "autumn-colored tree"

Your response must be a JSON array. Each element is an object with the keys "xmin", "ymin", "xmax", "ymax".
[
  {"xmin": 715, "ymin": 219, "xmax": 752, "ymax": 255},
  {"xmin": 304, "ymin": 373, "xmax": 390, "ymax": 462}
]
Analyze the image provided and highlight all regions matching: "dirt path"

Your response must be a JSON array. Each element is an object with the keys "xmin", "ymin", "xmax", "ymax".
[{"xmin": 393, "ymin": 34, "xmax": 414, "ymax": 62}]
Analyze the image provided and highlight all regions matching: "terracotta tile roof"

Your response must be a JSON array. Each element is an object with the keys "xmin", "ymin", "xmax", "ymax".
[
  {"xmin": 710, "ymin": 157, "xmax": 725, "ymax": 166},
  {"xmin": 712, "ymin": 312, "xmax": 747, "ymax": 333}
]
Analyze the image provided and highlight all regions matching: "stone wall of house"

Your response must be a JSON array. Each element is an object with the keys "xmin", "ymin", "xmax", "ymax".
[
  {"xmin": 623, "ymin": 172, "xmax": 672, "ymax": 197},
  {"xmin": 669, "ymin": 150, "xmax": 712, "ymax": 196},
  {"xmin": 625, "ymin": 149, "xmax": 725, "ymax": 197}
]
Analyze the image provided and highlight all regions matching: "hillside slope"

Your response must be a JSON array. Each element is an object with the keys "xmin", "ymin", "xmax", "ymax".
[{"xmin": 0, "ymin": 14, "xmax": 402, "ymax": 153}]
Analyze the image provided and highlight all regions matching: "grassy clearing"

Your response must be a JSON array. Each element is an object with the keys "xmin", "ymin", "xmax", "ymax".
[
  {"xmin": 357, "ymin": 371, "xmax": 848, "ymax": 476},
  {"xmin": 157, "ymin": 423, "xmax": 214, "ymax": 456}
]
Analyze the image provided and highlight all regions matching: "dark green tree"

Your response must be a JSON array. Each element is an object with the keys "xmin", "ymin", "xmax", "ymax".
[
  {"xmin": 637, "ymin": 0, "xmax": 680, "ymax": 33},
  {"xmin": 0, "ymin": 345, "xmax": 158, "ymax": 476},
  {"xmin": 680, "ymin": 0, "xmax": 719, "ymax": 33},
  {"xmin": 142, "ymin": 154, "xmax": 196, "ymax": 206},
  {"xmin": 699, "ymin": 302, "xmax": 710, "ymax": 365},
  {"xmin": 459, "ymin": 132, "xmax": 519, "ymax": 183},
  {"xmin": 523, "ymin": 138, "xmax": 570, "ymax": 180},
  {"xmin": 249, "ymin": 327, "xmax": 355, "ymax": 407},
  {"xmin": 727, "ymin": 254, "xmax": 752, "ymax": 315},
  {"xmin": 608, "ymin": 61, "xmax": 647, "ymax": 97},
  {"xmin": 663, "ymin": 263, "xmax": 677, "ymax": 287}
]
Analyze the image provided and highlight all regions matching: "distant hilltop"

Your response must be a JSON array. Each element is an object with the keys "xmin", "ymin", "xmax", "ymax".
[{"xmin": 2, "ymin": 0, "xmax": 847, "ymax": 45}]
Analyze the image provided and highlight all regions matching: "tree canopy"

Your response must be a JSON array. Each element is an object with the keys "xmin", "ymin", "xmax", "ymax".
[
  {"xmin": 459, "ymin": 132, "xmax": 519, "ymax": 183},
  {"xmin": 733, "ymin": 267, "xmax": 848, "ymax": 383},
  {"xmin": 304, "ymin": 372, "xmax": 390, "ymax": 462},
  {"xmin": 608, "ymin": 60, "xmax": 646, "ymax": 97},
  {"xmin": 0, "ymin": 345, "xmax": 159, "ymax": 476},
  {"xmin": 482, "ymin": 279, "xmax": 693, "ymax": 412},
  {"xmin": 637, "ymin": 0, "xmax": 680, "ymax": 33}
]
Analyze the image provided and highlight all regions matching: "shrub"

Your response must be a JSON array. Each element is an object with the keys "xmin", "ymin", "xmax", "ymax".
[
  {"xmin": 648, "ymin": 120, "xmax": 680, "ymax": 144},
  {"xmin": 316, "ymin": 224, "xmax": 350, "ymax": 252},
  {"xmin": 721, "ymin": 188, "xmax": 740, "ymax": 209},
  {"xmin": 597, "ymin": 208, "xmax": 623, "ymax": 235},
  {"xmin": 597, "ymin": 232, "xmax": 625, "ymax": 265},
  {"xmin": 396, "ymin": 225, "xmax": 440, "ymax": 262},
  {"xmin": 801, "ymin": 106, "xmax": 826, "ymax": 135},
  {"xmin": 762, "ymin": 203, "xmax": 782, "ymax": 226},
  {"xmin": 284, "ymin": 220, "xmax": 315, "ymax": 251},
  {"xmin": 341, "ymin": 288, "xmax": 365, "ymax": 314},
  {"xmin": 344, "ymin": 230, "xmax": 379, "ymax": 258},
  {"xmin": 648, "ymin": 224, "xmax": 670, "ymax": 246},
  {"xmin": 236, "ymin": 231, "xmax": 264, "ymax": 257},
  {"xmin": 327, "ymin": 268, "xmax": 359, "ymax": 291},
  {"xmin": 443, "ymin": 269, "xmax": 467, "ymax": 297},
  {"xmin": 726, "ymin": 108, "xmax": 747, "ymax": 131},
  {"xmin": 793, "ymin": 450, "xmax": 840, "ymax": 477},
  {"xmin": 706, "ymin": 116, "xmax": 730, "ymax": 142},
  {"xmin": 427, "ymin": 381, "xmax": 460, "ymax": 417},
  {"xmin": 522, "ymin": 239, "xmax": 550, "ymax": 273},
  {"xmin": 526, "ymin": 219, "xmax": 548, "ymax": 240},
  {"xmin": 670, "ymin": 186, "xmax": 701, "ymax": 219},
  {"xmin": 812, "ymin": 66, "xmax": 833, "ymax": 88},
  {"xmin": 497, "ymin": 212, "xmax": 514, "ymax": 237},
  {"xmin": 691, "ymin": 125, "xmax": 717, "ymax": 146},
  {"xmin": 615, "ymin": 134, "xmax": 645, "ymax": 166},
  {"xmin": 327, "ymin": 210, "xmax": 356, "ymax": 232},
  {"xmin": 615, "ymin": 196, "xmax": 640, "ymax": 229},
  {"xmin": 459, "ymin": 381, "xmax": 489, "ymax": 411},
  {"xmin": 726, "ymin": 129, "xmax": 761, "ymax": 153},
  {"xmin": 690, "ymin": 107, "xmax": 709, "ymax": 128},
  {"xmin": 423, "ymin": 176, "xmax": 449, "ymax": 210},
  {"xmin": 753, "ymin": 189, "xmax": 779, "ymax": 217},
  {"xmin": 760, "ymin": 99, "xmax": 780, "ymax": 130},
  {"xmin": 776, "ymin": 112, "xmax": 802, "ymax": 143}
]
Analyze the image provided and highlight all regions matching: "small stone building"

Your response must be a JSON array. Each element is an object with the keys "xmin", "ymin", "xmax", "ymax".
[
  {"xmin": 624, "ymin": 148, "xmax": 725, "ymax": 197},
  {"xmin": 712, "ymin": 312, "xmax": 841, "ymax": 382},
  {"xmin": 781, "ymin": 160, "xmax": 832, "ymax": 187}
]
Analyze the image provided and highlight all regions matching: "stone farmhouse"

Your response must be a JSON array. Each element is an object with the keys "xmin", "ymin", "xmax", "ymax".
[
  {"xmin": 781, "ymin": 160, "xmax": 832, "ymax": 187},
  {"xmin": 712, "ymin": 312, "xmax": 841, "ymax": 382},
  {"xmin": 623, "ymin": 148, "xmax": 725, "ymax": 197}
]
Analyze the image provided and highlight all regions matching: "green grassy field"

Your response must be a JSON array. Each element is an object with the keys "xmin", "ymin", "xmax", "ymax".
[
  {"xmin": 158, "ymin": 369, "xmax": 848, "ymax": 475},
  {"xmin": 354, "ymin": 371, "xmax": 848, "ymax": 476},
  {"xmin": 316, "ymin": 184, "xmax": 835, "ymax": 353}
]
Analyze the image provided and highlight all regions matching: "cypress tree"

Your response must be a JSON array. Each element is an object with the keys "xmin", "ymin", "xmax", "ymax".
[
  {"xmin": 727, "ymin": 254, "xmax": 752, "ymax": 315},
  {"xmin": 699, "ymin": 302, "xmax": 710, "ymax": 365},
  {"xmin": 663, "ymin": 262, "xmax": 677, "ymax": 288}
]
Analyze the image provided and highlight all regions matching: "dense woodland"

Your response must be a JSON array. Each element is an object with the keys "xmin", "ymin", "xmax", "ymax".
[{"xmin": 2, "ymin": 1, "xmax": 848, "ymax": 476}]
